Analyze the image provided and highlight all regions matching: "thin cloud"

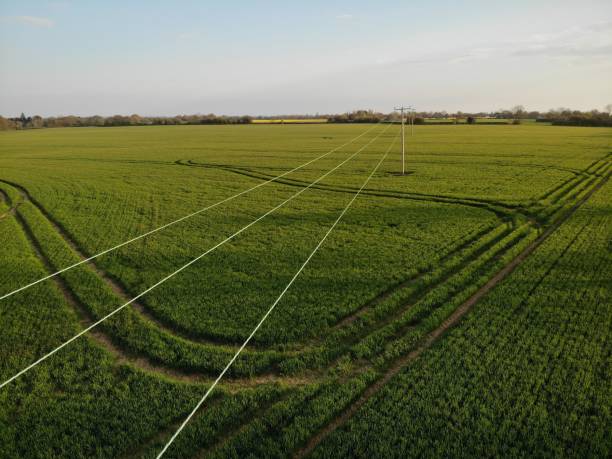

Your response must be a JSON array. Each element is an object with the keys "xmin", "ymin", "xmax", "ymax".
[
  {"xmin": 381, "ymin": 20, "xmax": 612, "ymax": 67},
  {"xmin": 335, "ymin": 14, "xmax": 353, "ymax": 20},
  {"xmin": 580, "ymin": 20, "xmax": 612, "ymax": 33},
  {"xmin": 449, "ymin": 47, "xmax": 495, "ymax": 64},
  {"xmin": 511, "ymin": 43, "xmax": 612, "ymax": 58},
  {"xmin": 4, "ymin": 15, "xmax": 55, "ymax": 28},
  {"xmin": 506, "ymin": 22, "xmax": 612, "ymax": 59}
]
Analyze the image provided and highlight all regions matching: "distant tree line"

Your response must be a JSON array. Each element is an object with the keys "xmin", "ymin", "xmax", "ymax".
[
  {"xmin": 0, "ymin": 113, "xmax": 253, "ymax": 130},
  {"xmin": 252, "ymin": 114, "xmax": 328, "ymax": 120},
  {"xmin": 391, "ymin": 105, "xmax": 612, "ymax": 126},
  {"xmin": 538, "ymin": 106, "xmax": 612, "ymax": 127},
  {"xmin": 1, "ymin": 105, "xmax": 611, "ymax": 130}
]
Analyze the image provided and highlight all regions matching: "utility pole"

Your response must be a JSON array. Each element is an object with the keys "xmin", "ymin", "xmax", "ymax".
[{"xmin": 394, "ymin": 106, "xmax": 413, "ymax": 175}]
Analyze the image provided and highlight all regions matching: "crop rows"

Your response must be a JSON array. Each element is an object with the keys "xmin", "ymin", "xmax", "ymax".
[
  {"xmin": 0, "ymin": 124, "xmax": 609, "ymax": 457},
  {"xmin": 145, "ymin": 148, "xmax": 609, "ymax": 458},
  {"xmin": 309, "ymin": 176, "xmax": 611, "ymax": 458},
  {"xmin": 0, "ymin": 171, "xmax": 521, "ymax": 381}
]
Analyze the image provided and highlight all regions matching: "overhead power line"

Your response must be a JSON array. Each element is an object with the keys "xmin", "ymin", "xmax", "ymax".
[
  {"xmin": 0, "ymin": 124, "xmax": 380, "ymax": 302},
  {"xmin": 0, "ymin": 124, "xmax": 391, "ymax": 391},
  {"xmin": 156, "ymin": 131, "xmax": 399, "ymax": 459}
]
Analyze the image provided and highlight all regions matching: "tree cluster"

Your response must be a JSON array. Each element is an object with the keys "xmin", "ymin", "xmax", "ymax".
[{"xmin": 327, "ymin": 110, "xmax": 389, "ymax": 123}]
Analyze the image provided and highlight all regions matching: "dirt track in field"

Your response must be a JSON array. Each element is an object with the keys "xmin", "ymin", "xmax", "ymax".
[{"xmin": 294, "ymin": 171, "xmax": 609, "ymax": 458}]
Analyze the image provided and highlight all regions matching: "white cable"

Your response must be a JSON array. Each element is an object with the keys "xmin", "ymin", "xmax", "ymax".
[
  {"xmin": 0, "ymin": 124, "xmax": 391, "ymax": 390},
  {"xmin": 0, "ymin": 124, "xmax": 380, "ymax": 301},
  {"xmin": 156, "ymin": 132, "xmax": 398, "ymax": 458}
]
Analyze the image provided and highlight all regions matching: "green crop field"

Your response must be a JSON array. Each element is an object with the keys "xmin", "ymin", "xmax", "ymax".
[{"xmin": 0, "ymin": 123, "xmax": 610, "ymax": 458}]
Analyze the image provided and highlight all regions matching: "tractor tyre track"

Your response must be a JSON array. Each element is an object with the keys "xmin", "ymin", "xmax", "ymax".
[
  {"xmin": 1, "ymin": 157, "xmax": 607, "ymax": 458},
  {"xmin": 0, "ymin": 179, "xmax": 276, "ymax": 350},
  {"xmin": 294, "ymin": 170, "xmax": 609, "ymax": 458},
  {"xmin": 175, "ymin": 159, "xmax": 519, "ymax": 221},
  {"xmin": 0, "ymin": 186, "xmax": 24, "ymax": 220},
  {"xmin": 0, "ymin": 178, "xmax": 510, "ymax": 355},
  {"xmin": 0, "ymin": 189, "xmax": 12, "ymax": 220},
  {"xmin": 4, "ymin": 181, "xmax": 313, "ymax": 387}
]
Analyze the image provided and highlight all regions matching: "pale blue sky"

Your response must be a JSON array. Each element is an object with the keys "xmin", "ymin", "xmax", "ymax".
[{"xmin": 1, "ymin": 0, "xmax": 611, "ymax": 116}]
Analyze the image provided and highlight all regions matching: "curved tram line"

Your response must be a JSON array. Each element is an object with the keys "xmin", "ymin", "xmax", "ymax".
[
  {"xmin": 0, "ymin": 165, "xmax": 517, "ymax": 383},
  {"xmin": 0, "ymin": 124, "xmax": 396, "ymax": 390}
]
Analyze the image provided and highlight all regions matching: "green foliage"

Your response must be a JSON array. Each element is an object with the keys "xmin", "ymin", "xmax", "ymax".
[
  {"xmin": 312, "ymin": 180, "xmax": 611, "ymax": 459},
  {"xmin": 0, "ymin": 123, "xmax": 610, "ymax": 457}
]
